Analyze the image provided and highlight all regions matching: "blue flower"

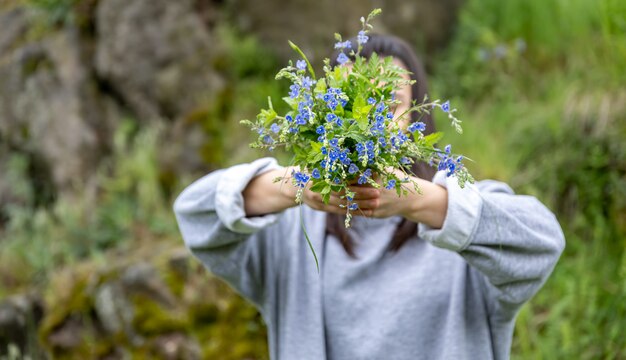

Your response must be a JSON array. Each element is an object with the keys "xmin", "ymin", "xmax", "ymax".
[
  {"xmin": 386, "ymin": 112, "xmax": 394, "ymax": 119},
  {"xmin": 348, "ymin": 163, "xmax": 359, "ymax": 174},
  {"xmin": 296, "ymin": 60, "xmax": 306, "ymax": 70},
  {"xmin": 367, "ymin": 97, "xmax": 376, "ymax": 105},
  {"xmin": 441, "ymin": 100, "xmax": 451, "ymax": 113},
  {"xmin": 311, "ymin": 168, "xmax": 321, "ymax": 179},
  {"xmin": 285, "ymin": 114, "xmax": 293, "ymax": 122},
  {"xmin": 375, "ymin": 102, "xmax": 385, "ymax": 113},
  {"xmin": 357, "ymin": 168, "xmax": 372, "ymax": 185},
  {"xmin": 407, "ymin": 122, "xmax": 426, "ymax": 133},
  {"xmin": 349, "ymin": 203, "xmax": 358, "ymax": 210},
  {"xmin": 385, "ymin": 179, "xmax": 396, "ymax": 190},
  {"xmin": 326, "ymin": 113, "xmax": 337, "ymax": 122},
  {"xmin": 293, "ymin": 171, "xmax": 310, "ymax": 188},
  {"xmin": 263, "ymin": 135, "xmax": 274, "ymax": 144},
  {"xmin": 321, "ymin": 146, "xmax": 328, "ymax": 155},
  {"xmin": 334, "ymin": 41, "xmax": 352, "ymax": 50},
  {"xmin": 335, "ymin": 117, "xmax": 343, "ymax": 127},
  {"xmin": 357, "ymin": 31, "xmax": 369, "ymax": 45},
  {"xmin": 316, "ymin": 125, "xmax": 326, "ymax": 135},
  {"xmin": 346, "ymin": 195, "xmax": 354, "ymax": 201},
  {"xmin": 444, "ymin": 144, "xmax": 451, "ymax": 154},
  {"xmin": 329, "ymin": 149, "xmax": 340, "ymax": 162},
  {"xmin": 302, "ymin": 76, "xmax": 315, "ymax": 89},
  {"xmin": 337, "ymin": 52, "xmax": 349, "ymax": 65},
  {"xmin": 289, "ymin": 84, "xmax": 300, "ymax": 98},
  {"xmin": 328, "ymin": 99, "xmax": 338, "ymax": 110},
  {"xmin": 295, "ymin": 114, "xmax": 307, "ymax": 125},
  {"xmin": 329, "ymin": 138, "xmax": 339, "ymax": 148},
  {"xmin": 400, "ymin": 157, "xmax": 411, "ymax": 165},
  {"xmin": 270, "ymin": 123, "xmax": 280, "ymax": 133}
]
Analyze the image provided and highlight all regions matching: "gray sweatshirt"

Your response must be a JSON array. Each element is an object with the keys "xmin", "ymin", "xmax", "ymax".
[{"xmin": 173, "ymin": 157, "xmax": 565, "ymax": 360}]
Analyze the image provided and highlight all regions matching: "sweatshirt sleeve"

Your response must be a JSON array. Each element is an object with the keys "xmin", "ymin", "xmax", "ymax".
[
  {"xmin": 172, "ymin": 157, "xmax": 287, "ymax": 308},
  {"xmin": 418, "ymin": 171, "xmax": 565, "ymax": 318}
]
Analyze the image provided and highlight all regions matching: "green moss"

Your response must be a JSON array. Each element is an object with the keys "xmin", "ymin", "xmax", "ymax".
[{"xmin": 130, "ymin": 294, "xmax": 189, "ymax": 336}]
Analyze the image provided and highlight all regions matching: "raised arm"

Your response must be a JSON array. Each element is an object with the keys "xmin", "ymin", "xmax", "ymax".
[
  {"xmin": 416, "ymin": 172, "xmax": 565, "ymax": 318},
  {"xmin": 173, "ymin": 157, "xmax": 295, "ymax": 307}
]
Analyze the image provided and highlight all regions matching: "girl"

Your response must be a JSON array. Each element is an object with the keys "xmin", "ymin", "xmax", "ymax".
[{"xmin": 173, "ymin": 34, "xmax": 565, "ymax": 360}]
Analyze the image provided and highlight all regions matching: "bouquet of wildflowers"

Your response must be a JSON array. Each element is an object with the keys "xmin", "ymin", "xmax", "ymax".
[{"xmin": 242, "ymin": 9, "xmax": 473, "ymax": 230}]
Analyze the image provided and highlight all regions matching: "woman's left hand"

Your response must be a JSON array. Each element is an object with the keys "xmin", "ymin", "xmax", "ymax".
[{"xmin": 345, "ymin": 169, "xmax": 449, "ymax": 229}]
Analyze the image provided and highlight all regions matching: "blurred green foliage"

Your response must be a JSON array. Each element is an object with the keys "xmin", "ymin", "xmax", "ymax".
[
  {"xmin": 0, "ymin": 120, "xmax": 177, "ymax": 296},
  {"xmin": 433, "ymin": 0, "xmax": 626, "ymax": 357},
  {"xmin": 1, "ymin": 0, "xmax": 625, "ymax": 357}
]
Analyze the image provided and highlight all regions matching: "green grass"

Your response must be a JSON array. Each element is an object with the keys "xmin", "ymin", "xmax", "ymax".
[{"xmin": 432, "ymin": 0, "xmax": 626, "ymax": 357}]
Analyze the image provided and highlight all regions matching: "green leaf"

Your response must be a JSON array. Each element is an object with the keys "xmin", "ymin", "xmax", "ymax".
[
  {"xmin": 309, "ymin": 181, "xmax": 327, "ymax": 193},
  {"xmin": 424, "ymin": 132, "xmax": 444, "ymax": 147},
  {"xmin": 352, "ymin": 95, "xmax": 372, "ymax": 131},
  {"xmin": 314, "ymin": 78, "xmax": 327, "ymax": 95},
  {"xmin": 283, "ymin": 97, "xmax": 298, "ymax": 110},
  {"xmin": 322, "ymin": 192, "xmax": 331, "ymax": 204},
  {"xmin": 299, "ymin": 205, "xmax": 319, "ymax": 273}
]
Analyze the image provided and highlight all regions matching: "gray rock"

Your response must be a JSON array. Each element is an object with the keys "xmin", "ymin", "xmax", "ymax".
[
  {"xmin": 228, "ymin": 0, "xmax": 465, "ymax": 65},
  {"xmin": 0, "ymin": 293, "xmax": 44, "ymax": 357},
  {"xmin": 0, "ymin": 27, "xmax": 122, "ymax": 197},
  {"xmin": 0, "ymin": 7, "xmax": 30, "ymax": 57},
  {"xmin": 122, "ymin": 262, "xmax": 177, "ymax": 308},
  {"xmin": 95, "ymin": 0, "xmax": 225, "ymax": 121}
]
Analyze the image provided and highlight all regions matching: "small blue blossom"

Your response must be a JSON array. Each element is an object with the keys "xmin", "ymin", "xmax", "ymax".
[
  {"xmin": 335, "ymin": 117, "xmax": 343, "ymax": 127},
  {"xmin": 270, "ymin": 123, "xmax": 280, "ymax": 133},
  {"xmin": 367, "ymin": 97, "xmax": 376, "ymax": 105},
  {"xmin": 400, "ymin": 157, "xmax": 411, "ymax": 165},
  {"xmin": 375, "ymin": 102, "xmax": 385, "ymax": 113},
  {"xmin": 348, "ymin": 163, "xmax": 359, "ymax": 174},
  {"xmin": 316, "ymin": 125, "xmax": 325, "ymax": 135},
  {"xmin": 302, "ymin": 76, "xmax": 315, "ymax": 89},
  {"xmin": 358, "ymin": 168, "xmax": 372, "ymax": 184},
  {"xmin": 293, "ymin": 171, "xmax": 310, "ymax": 188},
  {"xmin": 326, "ymin": 113, "xmax": 337, "ymax": 122},
  {"xmin": 445, "ymin": 144, "xmax": 452, "ymax": 153},
  {"xmin": 334, "ymin": 40, "xmax": 352, "ymax": 50},
  {"xmin": 441, "ymin": 101, "xmax": 451, "ymax": 113},
  {"xmin": 357, "ymin": 30, "xmax": 369, "ymax": 45},
  {"xmin": 289, "ymin": 84, "xmax": 300, "ymax": 99},
  {"xmin": 295, "ymin": 114, "xmax": 307, "ymax": 125},
  {"xmin": 263, "ymin": 135, "xmax": 274, "ymax": 144},
  {"xmin": 329, "ymin": 149, "xmax": 340, "ymax": 162},
  {"xmin": 285, "ymin": 114, "xmax": 293, "ymax": 122},
  {"xmin": 329, "ymin": 138, "xmax": 339, "ymax": 148},
  {"xmin": 321, "ymin": 146, "xmax": 328, "ymax": 155},
  {"xmin": 385, "ymin": 179, "xmax": 396, "ymax": 190},
  {"xmin": 296, "ymin": 60, "xmax": 306, "ymax": 70},
  {"xmin": 311, "ymin": 168, "xmax": 321, "ymax": 179},
  {"xmin": 346, "ymin": 195, "xmax": 354, "ymax": 201},
  {"xmin": 386, "ymin": 112, "xmax": 394, "ymax": 119},
  {"xmin": 407, "ymin": 122, "xmax": 426, "ymax": 133},
  {"xmin": 349, "ymin": 203, "xmax": 358, "ymax": 210},
  {"xmin": 337, "ymin": 52, "xmax": 349, "ymax": 65}
]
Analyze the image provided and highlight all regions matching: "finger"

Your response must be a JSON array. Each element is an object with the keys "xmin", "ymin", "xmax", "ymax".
[
  {"xmin": 352, "ymin": 208, "xmax": 373, "ymax": 217},
  {"xmin": 347, "ymin": 186, "xmax": 380, "ymax": 200}
]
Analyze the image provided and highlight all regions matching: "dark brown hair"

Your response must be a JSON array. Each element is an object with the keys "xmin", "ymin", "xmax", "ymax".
[{"xmin": 328, "ymin": 34, "xmax": 437, "ymax": 257}]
